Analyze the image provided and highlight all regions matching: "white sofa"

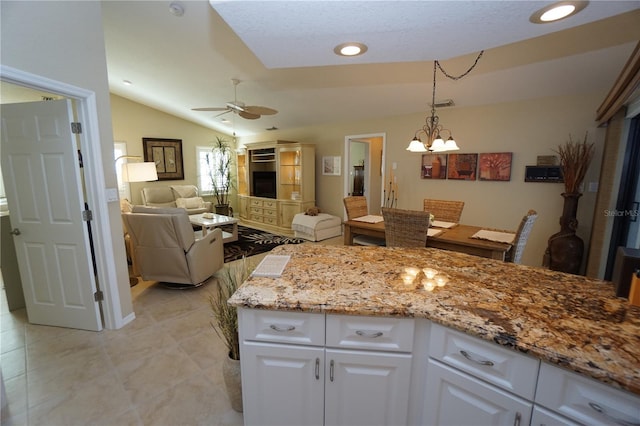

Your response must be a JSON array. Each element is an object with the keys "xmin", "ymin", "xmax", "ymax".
[{"xmin": 140, "ymin": 185, "xmax": 211, "ymax": 215}]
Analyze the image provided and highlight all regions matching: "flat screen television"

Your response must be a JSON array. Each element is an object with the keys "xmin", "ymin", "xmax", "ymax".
[{"xmin": 252, "ymin": 171, "xmax": 277, "ymax": 199}]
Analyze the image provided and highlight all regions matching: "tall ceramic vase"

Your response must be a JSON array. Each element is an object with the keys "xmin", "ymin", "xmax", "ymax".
[
  {"xmin": 546, "ymin": 192, "xmax": 584, "ymax": 275},
  {"xmin": 222, "ymin": 355, "xmax": 243, "ymax": 412}
]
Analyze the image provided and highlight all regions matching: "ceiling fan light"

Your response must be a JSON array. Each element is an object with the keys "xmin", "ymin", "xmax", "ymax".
[{"xmin": 406, "ymin": 138, "xmax": 427, "ymax": 152}]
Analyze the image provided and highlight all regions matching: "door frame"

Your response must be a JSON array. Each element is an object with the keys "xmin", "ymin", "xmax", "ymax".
[
  {"xmin": 1, "ymin": 64, "xmax": 127, "ymax": 330},
  {"xmin": 343, "ymin": 133, "xmax": 386, "ymax": 217}
]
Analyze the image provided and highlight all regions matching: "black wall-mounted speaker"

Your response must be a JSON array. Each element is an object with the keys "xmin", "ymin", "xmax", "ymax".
[{"xmin": 525, "ymin": 166, "xmax": 563, "ymax": 182}]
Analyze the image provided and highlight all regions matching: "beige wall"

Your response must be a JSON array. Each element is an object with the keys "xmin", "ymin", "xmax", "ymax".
[
  {"xmin": 110, "ymin": 95, "xmax": 232, "ymax": 206},
  {"xmin": 240, "ymin": 92, "xmax": 607, "ymax": 268}
]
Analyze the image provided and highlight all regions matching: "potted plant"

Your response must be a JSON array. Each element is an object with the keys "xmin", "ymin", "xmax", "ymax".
[
  {"xmin": 206, "ymin": 136, "xmax": 234, "ymax": 216},
  {"xmin": 544, "ymin": 133, "xmax": 595, "ymax": 274},
  {"xmin": 209, "ymin": 258, "xmax": 253, "ymax": 412}
]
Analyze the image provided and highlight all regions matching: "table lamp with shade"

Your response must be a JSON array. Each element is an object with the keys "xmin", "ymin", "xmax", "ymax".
[{"xmin": 115, "ymin": 155, "xmax": 158, "ymax": 286}]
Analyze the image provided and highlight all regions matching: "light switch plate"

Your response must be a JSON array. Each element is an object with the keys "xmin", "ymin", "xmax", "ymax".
[{"xmin": 106, "ymin": 188, "xmax": 119, "ymax": 202}]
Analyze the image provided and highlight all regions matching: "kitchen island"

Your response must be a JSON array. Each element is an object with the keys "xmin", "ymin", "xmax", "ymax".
[{"xmin": 229, "ymin": 244, "xmax": 640, "ymax": 425}]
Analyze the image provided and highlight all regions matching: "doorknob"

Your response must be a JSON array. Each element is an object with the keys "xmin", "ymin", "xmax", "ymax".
[{"xmin": 10, "ymin": 228, "xmax": 21, "ymax": 236}]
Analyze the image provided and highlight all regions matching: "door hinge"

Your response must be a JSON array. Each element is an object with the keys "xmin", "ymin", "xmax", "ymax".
[
  {"xmin": 94, "ymin": 290, "xmax": 104, "ymax": 302},
  {"xmin": 82, "ymin": 209, "xmax": 93, "ymax": 221},
  {"xmin": 71, "ymin": 122, "xmax": 82, "ymax": 134}
]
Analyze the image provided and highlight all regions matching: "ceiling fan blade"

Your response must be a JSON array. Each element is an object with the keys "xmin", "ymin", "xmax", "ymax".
[
  {"xmin": 192, "ymin": 107, "xmax": 228, "ymax": 111},
  {"xmin": 214, "ymin": 110, "xmax": 232, "ymax": 118},
  {"xmin": 244, "ymin": 106, "xmax": 278, "ymax": 115},
  {"xmin": 239, "ymin": 110, "xmax": 260, "ymax": 120}
]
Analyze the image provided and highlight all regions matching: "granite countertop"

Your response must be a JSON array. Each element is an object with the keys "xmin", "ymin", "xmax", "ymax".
[{"xmin": 229, "ymin": 244, "xmax": 640, "ymax": 396}]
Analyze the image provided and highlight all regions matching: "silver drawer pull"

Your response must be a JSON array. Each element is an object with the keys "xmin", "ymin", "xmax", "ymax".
[
  {"xmin": 355, "ymin": 330, "xmax": 383, "ymax": 338},
  {"xmin": 513, "ymin": 411, "xmax": 521, "ymax": 426},
  {"xmin": 589, "ymin": 402, "xmax": 640, "ymax": 426},
  {"xmin": 460, "ymin": 350, "xmax": 495, "ymax": 366},
  {"xmin": 315, "ymin": 357, "xmax": 320, "ymax": 380},
  {"xmin": 269, "ymin": 324, "xmax": 295, "ymax": 332}
]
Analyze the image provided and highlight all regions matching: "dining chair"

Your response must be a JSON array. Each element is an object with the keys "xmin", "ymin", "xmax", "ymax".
[
  {"xmin": 506, "ymin": 209, "xmax": 538, "ymax": 264},
  {"xmin": 381, "ymin": 207, "xmax": 431, "ymax": 247},
  {"xmin": 343, "ymin": 196, "xmax": 386, "ymax": 246},
  {"xmin": 423, "ymin": 199, "xmax": 465, "ymax": 223}
]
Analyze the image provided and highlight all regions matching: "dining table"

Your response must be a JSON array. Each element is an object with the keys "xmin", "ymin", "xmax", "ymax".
[{"xmin": 343, "ymin": 218, "xmax": 513, "ymax": 260}]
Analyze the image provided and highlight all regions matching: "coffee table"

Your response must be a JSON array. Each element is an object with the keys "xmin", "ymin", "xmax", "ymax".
[{"xmin": 189, "ymin": 213, "xmax": 239, "ymax": 243}]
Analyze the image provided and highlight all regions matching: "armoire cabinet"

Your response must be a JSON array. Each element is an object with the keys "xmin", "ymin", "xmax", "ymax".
[{"xmin": 236, "ymin": 141, "xmax": 315, "ymax": 232}]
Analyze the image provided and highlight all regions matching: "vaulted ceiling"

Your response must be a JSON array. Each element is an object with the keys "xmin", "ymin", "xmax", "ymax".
[{"xmin": 101, "ymin": 1, "xmax": 640, "ymax": 137}]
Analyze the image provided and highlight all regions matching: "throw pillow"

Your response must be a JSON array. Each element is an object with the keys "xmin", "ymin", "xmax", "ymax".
[{"xmin": 176, "ymin": 197, "xmax": 205, "ymax": 209}]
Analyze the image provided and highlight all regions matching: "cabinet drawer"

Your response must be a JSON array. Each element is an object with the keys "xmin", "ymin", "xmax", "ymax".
[
  {"xmin": 536, "ymin": 362, "xmax": 640, "ymax": 426},
  {"xmin": 239, "ymin": 308, "xmax": 325, "ymax": 346},
  {"xmin": 264, "ymin": 216, "xmax": 278, "ymax": 225},
  {"xmin": 264, "ymin": 209, "xmax": 277, "ymax": 218},
  {"xmin": 429, "ymin": 324, "xmax": 539, "ymax": 399},
  {"xmin": 326, "ymin": 314, "xmax": 414, "ymax": 352},
  {"xmin": 250, "ymin": 199, "xmax": 263, "ymax": 207},
  {"xmin": 249, "ymin": 214, "xmax": 263, "ymax": 222},
  {"xmin": 250, "ymin": 207, "xmax": 263, "ymax": 215},
  {"xmin": 264, "ymin": 200, "xmax": 277, "ymax": 209}
]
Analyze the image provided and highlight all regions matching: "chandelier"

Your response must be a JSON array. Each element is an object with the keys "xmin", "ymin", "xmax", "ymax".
[{"xmin": 407, "ymin": 52, "xmax": 484, "ymax": 153}]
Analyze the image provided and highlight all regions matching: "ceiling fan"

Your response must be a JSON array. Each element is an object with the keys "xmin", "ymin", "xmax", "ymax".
[{"xmin": 192, "ymin": 78, "xmax": 278, "ymax": 120}]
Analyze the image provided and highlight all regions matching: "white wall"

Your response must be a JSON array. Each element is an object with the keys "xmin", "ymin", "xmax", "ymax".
[
  {"xmin": 1, "ymin": 1, "xmax": 133, "ymax": 324},
  {"xmin": 240, "ymin": 92, "xmax": 607, "ymax": 268}
]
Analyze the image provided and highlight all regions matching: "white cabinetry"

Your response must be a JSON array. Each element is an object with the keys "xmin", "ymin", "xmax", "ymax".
[
  {"xmin": 534, "ymin": 362, "xmax": 640, "ymax": 426},
  {"xmin": 423, "ymin": 324, "xmax": 539, "ymax": 426},
  {"xmin": 239, "ymin": 309, "xmax": 414, "ymax": 426}
]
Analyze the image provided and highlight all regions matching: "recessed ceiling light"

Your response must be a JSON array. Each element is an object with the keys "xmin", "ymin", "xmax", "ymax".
[
  {"xmin": 530, "ymin": 1, "xmax": 588, "ymax": 24},
  {"xmin": 169, "ymin": 2, "xmax": 185, "ymax": 17},
  {"xmin": 334, "ymin": 42, "xmax": 368, "ymax": 57},
  {"xmin": 123, "ymin": 80, "xmax": 133, "ymax": 86},
  {"xmin": 221, "ymin": 118, "xmax": 230, "ymax": 123}
]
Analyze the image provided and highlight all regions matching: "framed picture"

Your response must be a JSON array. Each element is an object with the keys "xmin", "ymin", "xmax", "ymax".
[
  {"xmin": 421, "ymin": 153, "xmax": 447, "ymax": 179},
  {"xmin": 447, "ymin": 153, "xmax": 478, "ymax": 180},
  {"xmin": 479, "ymin": 152, "xmax": 513, "ymax": 181},
  {"xmin": 322, "ymin": 156, "xmax": 341, "ymax": 176},
  {"xmin": 142, "ymin": 137, "xmax": 184, "ymax": 180}
]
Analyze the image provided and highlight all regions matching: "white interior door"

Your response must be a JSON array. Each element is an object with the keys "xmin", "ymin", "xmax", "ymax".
[{"xmin": 1, "ymin": 99, "xmax": 102, "ymax": 331}]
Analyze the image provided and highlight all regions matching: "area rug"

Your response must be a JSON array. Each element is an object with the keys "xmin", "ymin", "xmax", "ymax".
[{"xmin": 223, "ymin": 225, "xmax": 306, "ymax": 263}]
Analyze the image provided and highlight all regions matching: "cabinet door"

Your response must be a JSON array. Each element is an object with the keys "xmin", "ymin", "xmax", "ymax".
[
  {"xmin": 424, "ymin": 359, "xmax": 532, "ymax": 426},
  {"xmin": 238, "ymin": 195, "xmax": 249, "ymax": 219},
  {"xmin": 241, "ymin": 341, "xmax": 324, "ymax": 426},
  {"xmin": 279, "ymin": 201, "xmax": 302, "ymax": 228},
  {"xmin": 325, "ymin": 348, "xmax": 412, "ymax": 426}
]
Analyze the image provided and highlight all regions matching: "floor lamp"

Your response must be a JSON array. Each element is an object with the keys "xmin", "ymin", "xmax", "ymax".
[{"xmin": 115, "ymin": 155, "xmax": 158, "ymax": 286}]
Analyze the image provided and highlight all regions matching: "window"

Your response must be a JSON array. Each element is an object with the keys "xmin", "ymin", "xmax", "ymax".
[{"xmin": 196, "ymin": 145, "xmax": 230, "ymax": 196}]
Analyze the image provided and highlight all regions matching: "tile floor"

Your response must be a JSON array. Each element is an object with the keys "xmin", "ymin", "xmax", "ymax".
[{"xmin": 0, "ymin": 235, "xmax": 342, "ymax": 425}]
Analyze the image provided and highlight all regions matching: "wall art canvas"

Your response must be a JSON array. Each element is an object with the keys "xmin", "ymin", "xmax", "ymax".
[
  {"xmin": 143, "ymin": 138, "xmax": 184, "ymax": 180},
  {"xmin": 479, "ymin": 152, "xmax": 513, "ymax": 181},
  {"xmin": 421, "ymin": 154, "xmax": 447, "ymax": 179},
  {"xmin": 447, "ymin": 153, "xmax": 478, "ymax": 180}
]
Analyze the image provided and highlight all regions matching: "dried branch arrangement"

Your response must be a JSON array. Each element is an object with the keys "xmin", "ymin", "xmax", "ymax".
[{"xmin": 554, "ymin": 133, "xmax": 595, "ymax": 194}]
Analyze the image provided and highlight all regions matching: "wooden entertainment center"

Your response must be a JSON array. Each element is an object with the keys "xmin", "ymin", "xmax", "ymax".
[{"xmin": 236, "ymin": 140, "xmax": 315, "ymax": 232}]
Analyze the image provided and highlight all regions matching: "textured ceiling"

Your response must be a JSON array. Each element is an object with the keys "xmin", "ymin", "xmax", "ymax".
[{"xmin": 101, "ymin": 1, "xmax": 640, "ymax": 137}]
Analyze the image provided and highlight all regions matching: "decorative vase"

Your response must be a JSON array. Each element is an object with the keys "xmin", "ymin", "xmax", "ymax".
[
  {"xmin": 545, "ymin": 192, "xmax": 584, "ymax": 274},
  {"xmin": 215, "ymin": 204, "xmax": 230, "ymax": 216},
  {"xmin": 222, "ymin": 354, "xmax": 243, "ymax": 412}
]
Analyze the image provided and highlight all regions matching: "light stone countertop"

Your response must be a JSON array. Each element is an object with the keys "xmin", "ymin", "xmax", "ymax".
[{"xmin": 228, "ymin": 244, "xmax": 640, "ymax": 395}]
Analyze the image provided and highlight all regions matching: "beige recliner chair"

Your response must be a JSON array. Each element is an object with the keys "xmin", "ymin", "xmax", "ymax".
[{"xmin": 122, "ymin": 207, "xmax": 224, "ymax": 286}]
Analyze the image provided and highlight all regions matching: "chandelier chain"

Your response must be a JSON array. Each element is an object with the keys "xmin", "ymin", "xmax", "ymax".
[{"xmin": 435, "ymin": 51, "xmax": 484, "ymax": 81}]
